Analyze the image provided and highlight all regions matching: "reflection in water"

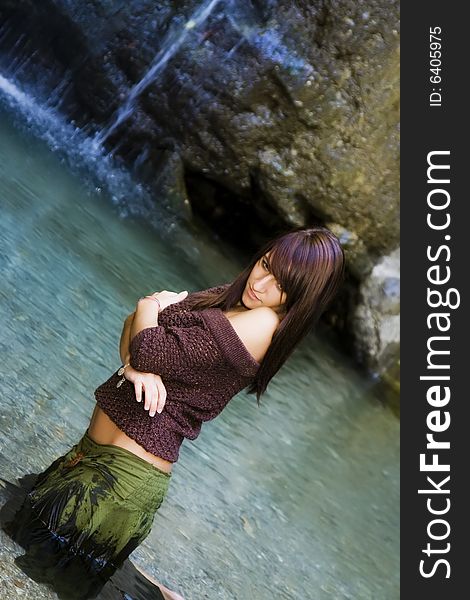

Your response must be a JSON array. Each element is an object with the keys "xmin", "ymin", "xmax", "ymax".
[{"xmin": 0, "ymin": 112, "xmax": 399, "ymax": 599}]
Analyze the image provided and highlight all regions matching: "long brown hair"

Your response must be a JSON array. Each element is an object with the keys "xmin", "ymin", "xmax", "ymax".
[{"xmin": 189, "ymin": 227, "xmax": 345, "ymax": 400}]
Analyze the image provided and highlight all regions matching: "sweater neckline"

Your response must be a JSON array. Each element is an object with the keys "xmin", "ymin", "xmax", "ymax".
[{"xmin": 200, "ymin": 308, "xmax": 260, "ymax": 377}]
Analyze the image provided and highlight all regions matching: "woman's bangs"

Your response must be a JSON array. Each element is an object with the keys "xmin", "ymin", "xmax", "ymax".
[{"xmin": 268, "ymin": 238, "xmax": 307, "ymax": 296}]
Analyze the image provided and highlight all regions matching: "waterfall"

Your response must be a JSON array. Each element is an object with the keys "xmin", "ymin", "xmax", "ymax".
[
  {"xmin": 99, "ymin": 0, "xmax": 223, "ymax": 143},
  {"xmin": 0, "ymin": 73, "xmax": 167, "ymax": 227},
  {"xmin": 0, "ymin": 72, "xmax": 216, "ymax": 260}
]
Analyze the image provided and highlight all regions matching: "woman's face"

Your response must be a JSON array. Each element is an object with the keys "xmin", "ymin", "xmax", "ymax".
[{"xmin": 242, "ymin": 253, "xmax": 287, "ymax": 313}]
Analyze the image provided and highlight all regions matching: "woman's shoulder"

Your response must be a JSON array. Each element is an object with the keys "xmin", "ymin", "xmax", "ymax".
[
  {"xmin": 225, "ymin": 307, "xmax": 280, "ymax": 363},
  {"xmin": 226, "ymin": 305, "xmax": 279, "ymax": 323}
]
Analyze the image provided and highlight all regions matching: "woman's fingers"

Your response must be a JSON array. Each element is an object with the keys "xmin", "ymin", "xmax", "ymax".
[
  {"xmin": 144, "ymin": 381, "xmax": 155, "ymax": 411},
  {"xmin": 148, "ymin": 290, "xmax": 188, "ymax": 311},
  {"xmin": 162, "ymin": 290, "xmax": 188, "ymax": 309},
  {"xmin": 149, "ymin": 399, "xmax": 158, "ymax": 417},
  {"xmin": 155, "ymin": 377, "xmax": 167, "ymax": 414},
  {"xmin": 132, "ymin": 373, "xmax": 165, "ymax": 417},
  {"xmin": 142, "ymin": 379, "xmax": 158, "ymax": 417},
  {"xmin": 134, "ymin": 380, "xmax": 143, "ymax": 403},
  {"xmin": 148, "ymin": 383, "xmax": 158, "ymax": 417}
]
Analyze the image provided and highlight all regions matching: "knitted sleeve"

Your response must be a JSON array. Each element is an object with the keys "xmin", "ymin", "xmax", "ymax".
[{"xmin": 129, "ymin": 317, "xmax": 224, "ymax": 378}]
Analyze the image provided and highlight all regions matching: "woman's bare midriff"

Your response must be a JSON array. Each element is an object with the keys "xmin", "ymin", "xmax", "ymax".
[{"xmin": 87, "ymin": 405, "xmax": 173, "ymax": 473}]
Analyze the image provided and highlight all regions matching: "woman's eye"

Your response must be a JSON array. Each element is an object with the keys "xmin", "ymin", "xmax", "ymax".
[{"xmin": 262, "ymin": 259, "xmax": 269, "ymax": 270}]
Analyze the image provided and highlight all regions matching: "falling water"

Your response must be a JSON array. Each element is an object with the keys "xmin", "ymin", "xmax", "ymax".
[
  {"xmin": 0, "ymin": 71, "xmax": 237, "ymax": 272},
  {"xmin": 224, "ymin": 14, "xmax": 315, "ymax": 76},
  {"xmin": 99, "ymin": 0, "xmax": 222, "ymax": 143},
  {"xmin": 0, "ymin": 73, "xmax": 152, "ymax": 217}
]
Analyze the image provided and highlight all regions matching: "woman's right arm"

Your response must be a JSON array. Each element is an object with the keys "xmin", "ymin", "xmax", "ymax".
[
  {"xmin": 124, "ymin": 291, "xmax": 187, "ymax": 416},
  {"xmin": 130, "ymin": 290, "xmax": 188, "ymax": 342},
  {"xmin": 119, "ymin": 310, "xmax": 167, "ymax": 417},
  {"xmin": 119, "ymin": 312, "xmax": 135, "ymax": 364}
]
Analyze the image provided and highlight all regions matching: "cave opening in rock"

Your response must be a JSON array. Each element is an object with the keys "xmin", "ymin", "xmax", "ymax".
[{"xmin": 184, "ymin": 169, "xmax": 286, "ymax": 257}]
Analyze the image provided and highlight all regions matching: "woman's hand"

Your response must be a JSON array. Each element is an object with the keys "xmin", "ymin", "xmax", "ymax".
[
  {"xmin": 124, "ymin": 365, "xmax": 167, "ymax": 417},
  {"xmin": 140, "ymin": 290, "xmax": 188, "ymax": 312}
]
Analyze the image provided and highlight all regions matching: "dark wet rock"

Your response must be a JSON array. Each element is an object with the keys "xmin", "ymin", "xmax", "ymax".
[{"xmin": 0, "ymin": 0, "xmax": 400, "ymax": 393}]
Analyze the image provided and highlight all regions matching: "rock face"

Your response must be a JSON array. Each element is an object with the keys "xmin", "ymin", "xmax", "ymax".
[
  {"xmin": 0, "ymin": 0, "xmax": 400, "ymax": 392},
  {"xmin": 352, "ymin": 248, "xmax": 400, "ymax": 389}
]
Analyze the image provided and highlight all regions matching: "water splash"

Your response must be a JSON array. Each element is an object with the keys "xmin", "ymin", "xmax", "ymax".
[{"xmin": 99, "ymin": 0, "xmax": 223, "ymax": 143}]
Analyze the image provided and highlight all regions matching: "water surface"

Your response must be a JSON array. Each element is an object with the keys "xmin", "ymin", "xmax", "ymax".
[{"xmin": 0, "ymin": 110, "xmax": 399, "ymax": 600}]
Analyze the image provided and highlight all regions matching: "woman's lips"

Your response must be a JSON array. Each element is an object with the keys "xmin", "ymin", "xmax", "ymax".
[{"xmin": 247, "ymin": 286, "xmax": 260, "ymax": 301}]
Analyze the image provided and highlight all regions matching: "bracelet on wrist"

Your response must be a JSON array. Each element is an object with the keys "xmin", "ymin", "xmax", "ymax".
[
  {"xmin": 138, "ymin": 295, "xmax": 162, "ymax": 313},
  {"xmin": 116, "ymin": 363, "xmax": 130, "ymax": 388}
]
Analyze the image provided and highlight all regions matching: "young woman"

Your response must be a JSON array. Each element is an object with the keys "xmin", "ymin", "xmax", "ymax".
[{"xmin": 2, "ymin": 226, "xmax": 345, "ymax": 600}]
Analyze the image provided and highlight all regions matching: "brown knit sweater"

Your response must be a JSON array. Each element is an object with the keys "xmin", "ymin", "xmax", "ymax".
[{"xmin": 94, "ymin": 285, "xmax": 259, "ymax": 462}]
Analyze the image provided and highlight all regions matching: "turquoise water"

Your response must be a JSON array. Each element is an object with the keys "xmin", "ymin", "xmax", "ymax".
[{"xmin": 0, "ymin": 108, "xmax": 399, "ymax": 599}]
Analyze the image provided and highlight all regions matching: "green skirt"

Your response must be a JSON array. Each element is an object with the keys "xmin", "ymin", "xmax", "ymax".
[{"xmin": 3, "ymin": 431, "xmax": 171, "ymax": 599}]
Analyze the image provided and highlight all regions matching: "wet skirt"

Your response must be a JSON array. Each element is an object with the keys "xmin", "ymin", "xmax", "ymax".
[{"xmin": 1, "ymin": 431, "xmax": 171, "ymax": 599}]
